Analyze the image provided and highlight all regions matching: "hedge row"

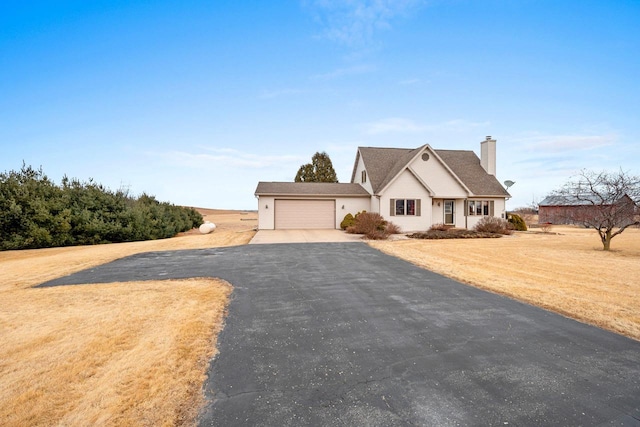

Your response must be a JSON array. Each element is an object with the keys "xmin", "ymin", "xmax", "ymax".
[{"xmin": 0, "ymin": 164, "xmax": 203, "ymax": 250}]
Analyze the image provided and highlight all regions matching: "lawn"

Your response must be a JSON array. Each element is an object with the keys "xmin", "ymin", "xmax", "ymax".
[
  {"xmin": 370, "ymin": 226, "xmax": 640, "ymax": 341},
  {"xmin": 0, "ymin": 210, "xmax": 256, "ymax": 427}
]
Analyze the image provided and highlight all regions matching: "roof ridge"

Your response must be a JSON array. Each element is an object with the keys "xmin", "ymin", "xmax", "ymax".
[
  {"xmin": 358, "ymin": 146, "xmax": 414, "ymax": 150},
  {"xmin": 374, "ymin": 146, "xmax": 425, "ymax": 192}
]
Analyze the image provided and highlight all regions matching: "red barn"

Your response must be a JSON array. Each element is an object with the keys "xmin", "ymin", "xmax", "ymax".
[{"xmin": 538, "ymin": 194, "xmax": 636, "ymax": 225}]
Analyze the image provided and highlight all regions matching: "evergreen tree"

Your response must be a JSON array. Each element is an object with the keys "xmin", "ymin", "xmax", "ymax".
[
  {"xmin": 0, "ymin": 163, "xmax": 204, "ymax": 250},
  {"xmin": 294, "ymin": 152, "xmax": 338, "ymax": 183}
]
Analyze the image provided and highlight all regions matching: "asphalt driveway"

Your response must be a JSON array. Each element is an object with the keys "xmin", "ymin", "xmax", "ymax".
[{"xmin": 40, "ymin": 243, "xmax": 640, "ymax": 426}]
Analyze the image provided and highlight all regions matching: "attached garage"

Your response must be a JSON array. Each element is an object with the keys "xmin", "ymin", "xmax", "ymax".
[
  {"xmin": 275, "ymin": 199, "xmax": 335, "ymax": 229},
  {"xmin": 255, "ymin": 182, "xmax": 371, "ymax": 230}
]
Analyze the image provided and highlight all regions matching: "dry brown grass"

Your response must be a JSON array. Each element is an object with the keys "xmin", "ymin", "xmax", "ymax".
[
  {"xmin": 369, "ymin": 226, "xmax": 640, "ymax": 341},
  {"xmin": 0, "ymin": 279, "xmax": 231, "ymax": 427},
  {"xmin": 0, "ymin": 209, "xmax": 255, "ymax": 426}
]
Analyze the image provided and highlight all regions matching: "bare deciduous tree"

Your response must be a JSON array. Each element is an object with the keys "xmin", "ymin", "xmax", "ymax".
[{"xmin": 554, "ymin": 169, "xmax": 639, "ymax": 250}]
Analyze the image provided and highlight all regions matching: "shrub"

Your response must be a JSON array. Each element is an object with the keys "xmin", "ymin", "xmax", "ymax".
[
  {"xmin": 346, "ymin": 212, "xmax": 399, "ymax": 240},
  {"xmin": 340, "ymin": 213, "xmax": 355, "ymax": 230},
  {"xmin": 473, "ymin": 216, "xmax": 512, "ymax": 235},
  {"xmin": 346, "ymin": 212, "xmax": 384, "ymax": 234},
  {"xmin": 429, "ymin": 223, "xmax": 449, "ymax": 231},
  {"xmin": 507, "ymin": 213, "xmax": 528, "ymax": 231},
  {"xmin": 385, "ymin": 222, "xmax": 401, "ymax": 235},
  {"xmin": 408, "ymin": 229, "xmax": 503, "ymax": 239},
  {"xmin": 540, "ymin": 223, "xmax": 553, "ymax": 233}
]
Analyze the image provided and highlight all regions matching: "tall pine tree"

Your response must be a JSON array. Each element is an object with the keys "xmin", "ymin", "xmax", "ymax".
[{"xmin": 294, "ymin": 152, "xmax": 338, "ymax": 183}]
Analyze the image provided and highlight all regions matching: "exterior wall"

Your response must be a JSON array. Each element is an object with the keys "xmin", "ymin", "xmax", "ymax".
[
  {"xmin": 539, "ymin": 203, "xmax": 635, "ymax": 225},
  {"xmin": 430, "ymin": 197, "xmax": 505, "ymax": 229},
  {"xmin": 379, "ymin": 170, "xmax": 432, "ymax": 232},
  {"xmin": 465, "ymin": 198, "xmax": 506, "ymax": 229},
  {"xmin": 408, "ymin": 148, "xmax": 468, "ymax": 198},
  {"xmin": 352, "ymin": 153, "xmax": 374, "ymax": 194},
  {"xmin": 370, "ymin": 195, "xmax": 380, "ymax": 215},
  {"xmin": 257, "ymin": 195, "xmax": 369, "ymax": 230},
  {"xmin": 538, "ymin": 205, "xmax": 586, "ymax": 224},
  {"xmin": 431, "ymin": 198, "xmax": 444, "ymax": 225},
  {"xmin": 454, "ymin": 199, "xmax": 466, "ymax": 227},
  {"xmin": 257, "ymin": 196, "xmax": 275, "ymax": 230},
  {"xmin": 431, "ymin": 199, "xmax": 465, "ymax": 228},
  {"xmin": 336, "ymin": 197, "xmax": 370, "ymax": 227}
]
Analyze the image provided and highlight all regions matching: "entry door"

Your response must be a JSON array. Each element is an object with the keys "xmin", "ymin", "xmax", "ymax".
[{"xmin": 444, "ymin": 200, "xmax": 455, "ymax": 225}]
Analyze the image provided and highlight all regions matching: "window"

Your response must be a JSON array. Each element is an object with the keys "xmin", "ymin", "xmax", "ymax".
[
  {"xmin": 391, "ymin": 199, "xmax": 420, "ymax": 216},
  {"xmin": 361, "ymin": 170, "xmax": 367, "ymax": 183},
  {"xmin": 466, "ymin": 200, "xmax": 494, "ymax": 216}
]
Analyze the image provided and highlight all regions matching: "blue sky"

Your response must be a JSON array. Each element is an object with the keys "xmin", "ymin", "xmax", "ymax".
[{"xmin": 1, "ymin": 0, "xmax": 638, "ymax": 210}]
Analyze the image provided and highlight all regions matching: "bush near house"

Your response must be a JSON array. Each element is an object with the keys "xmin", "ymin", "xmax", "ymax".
[
  {"xmin": 408, "ymin": 229, "xmax": 503, "ymax": 239},
  {"xmin": 429, "ymin": 223, "xmax": 450, "ymax": 231},
  {"xmin": 346, "ymin": 212, "xmax": 399, "ymax": 240},
  {"xmin": 409, "ymin": 217, "xmax": 512, "ymax": 240},
  {"xmin": 507, "ymin": 213, "xmax": 528, "ymax": 231},
  {"xmin": 340, "ymin": 211, "xmax": 368, "ymax": 230},
  {"xmin": 473, "ymin": 216, "xmax": 512, "ymax": 235},
  {"xmin": 0, "ymin": 164, "xmax": 203, "ymax": 250},
  {"xmin": 340, "ymin": 213, "xmax": 355, "ymax": 230}
]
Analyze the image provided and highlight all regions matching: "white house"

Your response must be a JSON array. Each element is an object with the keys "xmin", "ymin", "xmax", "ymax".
[{"xmin": 255, "ymin": 137, "xmax": 510, "ymax": 231}]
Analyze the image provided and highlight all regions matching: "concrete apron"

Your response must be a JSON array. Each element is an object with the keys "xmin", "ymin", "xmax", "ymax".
[{"xmin": 250, "ymin": 229, "xmax": 364, "ymax": 244}]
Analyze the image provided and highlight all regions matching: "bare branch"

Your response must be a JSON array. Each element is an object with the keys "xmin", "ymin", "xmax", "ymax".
[{"xmin": 543, "ymin": 169, "xmax": 639, "ymax": 250}]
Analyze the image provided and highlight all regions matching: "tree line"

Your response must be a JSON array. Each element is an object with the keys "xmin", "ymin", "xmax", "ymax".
[{"xmin": 0, "ymin": 164, "xmax": 203, "ymax": 250}]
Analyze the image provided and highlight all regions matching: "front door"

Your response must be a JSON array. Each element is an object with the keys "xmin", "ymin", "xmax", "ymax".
[{"xmin": 444, "ymin": 200, "xmax": 455, "ymax": 225}]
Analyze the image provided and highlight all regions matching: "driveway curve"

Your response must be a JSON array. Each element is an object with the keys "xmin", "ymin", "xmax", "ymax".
[{"xmin": 40, "ymin": 243, "xmax": 640, "ymax": 426}]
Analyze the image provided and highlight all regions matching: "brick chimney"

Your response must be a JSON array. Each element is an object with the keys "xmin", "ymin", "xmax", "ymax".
[{"xmin": 481, "ymin": 136, "xmax": 496, "ymax": 176}]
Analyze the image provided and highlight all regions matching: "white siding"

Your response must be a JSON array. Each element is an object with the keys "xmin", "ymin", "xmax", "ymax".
[
  {"xmin": 465, "ymin": 198, "xmax": 506, "ymax": 229},
  {"xmin": 257, "ymin": 196, "xmax": 275, "ymax": 230},
  {"xmin": 408, "ymin": 148, "xmax": 468, "ymax": 198},
  {"xmin": 431, "ymin": 199, "xmax": 444, "ymax": 225},
  {"xmin": 352, "ymin": 152, "xmax": 374, "ymax": 194},
  {"xmin": 379, "ymin": 170, "xmax": 432, "ymax": 232},
  {"xmin": 336, "ymin": 197, "xmax": 371, "ymax": 227}
]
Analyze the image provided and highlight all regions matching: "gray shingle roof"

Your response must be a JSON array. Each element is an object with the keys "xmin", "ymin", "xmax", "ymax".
[
  {"xmin": 539, "ymin": 194, "xmax": 632, "ymax": 206},
  {"xmin": 434, "ymin": 150, "xmax": 510, "ymax": 197},
  {"xmin": 354, "ymin": 146, "xmax": 417, "ymax": 193},
  {"xmin": 255, "ymin": 182, "xmax": 370, "ymax": 196},
  {"xmin": 354, "ymin": 145, "xmax": 510, "ymax": 197}
]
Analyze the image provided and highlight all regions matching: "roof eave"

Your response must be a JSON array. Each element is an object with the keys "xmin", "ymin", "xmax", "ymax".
[{"xmin": 255, "ymin": 192, "xmax": 370, "ymax": 197}]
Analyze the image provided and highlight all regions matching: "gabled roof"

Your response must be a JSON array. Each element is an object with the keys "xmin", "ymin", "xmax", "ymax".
[
  {"xmin": 255, "ymin": 182, "xmax": 370, "ymax": 197},
  {"xmin": 355, "ymin": 146, "xmax": 419, "ymax": 193},
  {"xmin": 354, "ymin": 145, "xmax": 510, "ymax": 197},
  {"xmin": 435, "ymin": 150, "xmax": 510, "ymax": 196}
]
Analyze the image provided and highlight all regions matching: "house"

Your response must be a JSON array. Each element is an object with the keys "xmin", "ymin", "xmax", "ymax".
[
  {"xmin": 538, "ymin": 194, "xmax": 636, "ymax": 225},
  {"xmin": 255, "ymin": 136, "xmax": 510, "ymax": 231}
]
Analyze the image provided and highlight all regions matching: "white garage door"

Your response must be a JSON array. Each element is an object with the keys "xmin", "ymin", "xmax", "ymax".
[{"xmin": 275, "ymin": 199, "xmax": 336, "ymax": 229}]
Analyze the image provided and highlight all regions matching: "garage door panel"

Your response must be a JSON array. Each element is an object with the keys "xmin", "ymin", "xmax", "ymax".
[{"xmin": 275, "ymin": 200, "xmax": 335, "ymax": 229}]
